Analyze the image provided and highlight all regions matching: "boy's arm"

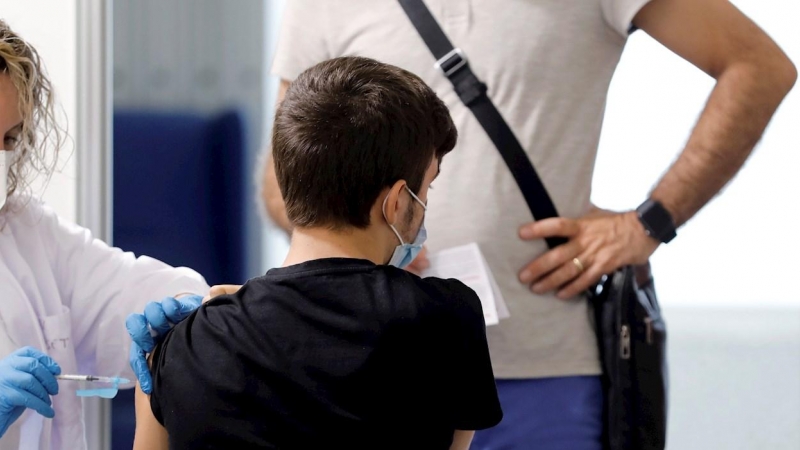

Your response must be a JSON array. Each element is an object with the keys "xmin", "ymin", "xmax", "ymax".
[
  {"xmin": 133, "ymin": 353, "xmax": 169, "ymax": 450},
  {"xmin": 450, "ymin": 430, "xmax": 475, "ymax": 450}
]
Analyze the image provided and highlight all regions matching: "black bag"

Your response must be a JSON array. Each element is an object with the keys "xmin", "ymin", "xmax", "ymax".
[
  {"xmin": 592, "ymin": 264, "xmax": 668, "ymax": 450},
  {"xmin": 398, "ymin": 1, "xmax": 668, "ymax": 448}
]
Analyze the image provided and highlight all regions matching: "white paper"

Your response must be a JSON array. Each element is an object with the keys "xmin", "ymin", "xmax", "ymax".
[{"xmin": 421, "ymin": 243, "xmax": 509, "ymax": 326}]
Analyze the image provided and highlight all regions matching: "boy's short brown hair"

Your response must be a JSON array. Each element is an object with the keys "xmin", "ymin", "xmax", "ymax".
[{"xmin": 272, "ymin": 56, "xmax": 457, "ymax": 229}]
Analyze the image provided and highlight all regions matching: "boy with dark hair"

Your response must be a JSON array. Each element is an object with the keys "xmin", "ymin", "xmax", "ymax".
[{"xmin": 133, "ymin": 56, "xmax": 502, "ymax": 450}]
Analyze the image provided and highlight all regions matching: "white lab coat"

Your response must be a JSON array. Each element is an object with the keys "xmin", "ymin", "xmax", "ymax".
[{"xmin": 0, "ymin": 198, "xmax": 209, "ymax": 450}]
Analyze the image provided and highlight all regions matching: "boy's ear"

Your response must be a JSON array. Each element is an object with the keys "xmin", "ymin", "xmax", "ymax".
[{"xmin": 382, "ymin": 180, "xmax": 407, "ymax": 226}]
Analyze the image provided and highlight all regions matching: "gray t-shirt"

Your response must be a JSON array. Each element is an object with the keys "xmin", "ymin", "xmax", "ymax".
[{"xmin": 272, "ymin": 0, "xmax": 651, "ymax": 379}]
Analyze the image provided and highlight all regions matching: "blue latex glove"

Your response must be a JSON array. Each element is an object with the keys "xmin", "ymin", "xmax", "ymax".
[
  {"xmin": 0, "ymin": 347, "xmax": 61, "ymax": 437},
  {"xmin": 126, "ymin": 295, "xmax": 202, "ymax": 394}
]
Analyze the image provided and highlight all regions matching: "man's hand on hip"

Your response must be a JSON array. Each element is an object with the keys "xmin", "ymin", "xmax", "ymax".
[{"xmin": 517, "ymin": 210, "xmax": 659, "ymax": 299}]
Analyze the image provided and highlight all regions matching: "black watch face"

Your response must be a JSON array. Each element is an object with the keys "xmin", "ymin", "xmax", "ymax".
[{"xmin": 638, "ymin": 200, "xmax": 676, "ymax": 243}]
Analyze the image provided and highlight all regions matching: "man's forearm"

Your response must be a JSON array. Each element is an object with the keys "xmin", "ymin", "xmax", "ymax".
[{"xmin": 650, "ymin": 58, "xmax": 796, "ymax": 226}]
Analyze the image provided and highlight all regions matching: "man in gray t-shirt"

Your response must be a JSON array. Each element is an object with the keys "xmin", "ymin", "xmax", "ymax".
[{"xmin": 262, "ymin": 0, "xmax": 795, "ymax": 448}]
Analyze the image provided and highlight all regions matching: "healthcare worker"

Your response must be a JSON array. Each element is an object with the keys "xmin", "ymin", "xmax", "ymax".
[{"xmin": 0, "ymin": 20, "xmax": 209, "ymax": 450}]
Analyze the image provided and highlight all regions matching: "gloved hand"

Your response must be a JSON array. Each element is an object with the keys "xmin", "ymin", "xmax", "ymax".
[
  {"xmin": 0, "ymin": 347, "xmax": 61, "ymax": 438},
  {"xmin": 126, "ymin": 295, "xmax": 202, "ymax": 394}
]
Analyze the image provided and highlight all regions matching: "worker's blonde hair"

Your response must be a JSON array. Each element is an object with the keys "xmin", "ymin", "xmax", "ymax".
[{"xmin": 0, "ymin": 19, "xmax": 64, "ymax": 201}]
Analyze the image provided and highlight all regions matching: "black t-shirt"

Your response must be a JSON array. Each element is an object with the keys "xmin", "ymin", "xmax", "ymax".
[{"xmin": 150, "ymin": 258, "xmax": 502, "ymax": 450}]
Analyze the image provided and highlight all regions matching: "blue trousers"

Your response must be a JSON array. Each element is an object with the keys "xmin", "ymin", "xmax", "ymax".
[{"xmin": 471, "ymin": 376, "xmax": 604, "ymax": 450}]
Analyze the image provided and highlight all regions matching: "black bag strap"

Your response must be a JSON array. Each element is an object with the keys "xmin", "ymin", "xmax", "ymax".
[{"xmin": 399, "ymin": 0, "xmax": 567, "ymax": 249}]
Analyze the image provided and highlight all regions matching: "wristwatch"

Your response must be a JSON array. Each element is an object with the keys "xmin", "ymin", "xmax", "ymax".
[{"xmin": 636, "ymin": 199, "xmax": 677, "ymax": 244}]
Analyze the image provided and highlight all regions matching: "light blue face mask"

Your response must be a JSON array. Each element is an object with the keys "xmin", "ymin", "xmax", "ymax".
[{"xmin": 383, "ymin": 186, "xmax": 428, "ymax": 269}]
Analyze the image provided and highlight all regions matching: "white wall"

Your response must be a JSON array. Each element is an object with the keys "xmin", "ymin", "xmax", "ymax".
[
  {"xmin": 0, "ymin": 0, "xmax": 78, "ymax": 223},
  {"xmin": 595, "ymin": 5, "xmax": 800, "ymax": 444},
  {"xmin": 594, "ymin": 0, "xmax": 800, "ymax": 308}
]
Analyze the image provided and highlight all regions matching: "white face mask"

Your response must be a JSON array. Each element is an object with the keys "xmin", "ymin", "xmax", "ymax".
[
  {"xmin": 0, "ymin": 151, "xmax": 10, "ymax": 209},
  {"xmin": 382, "ymin": 185, "xmax": 428, "ymax": 269}
]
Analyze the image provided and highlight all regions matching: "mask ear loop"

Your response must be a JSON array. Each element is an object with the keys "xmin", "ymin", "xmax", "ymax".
[
  {"xmin": 382, "ymin": 192, "xmax": 406, "ymax": 245},
  {"xmin": 404, "ymin": 185, "xmax": 428, "ymax": 211}
]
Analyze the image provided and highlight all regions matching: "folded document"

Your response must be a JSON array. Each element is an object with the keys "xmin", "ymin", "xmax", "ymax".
[{"xmin": 421, "ymin": 243, "xmax": 510, "ymax": 326}]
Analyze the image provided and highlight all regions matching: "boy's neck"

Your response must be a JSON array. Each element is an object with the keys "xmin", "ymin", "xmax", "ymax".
[{"xmin": 283, "ymin": 226, "xmax": 390, "ymax": 267}]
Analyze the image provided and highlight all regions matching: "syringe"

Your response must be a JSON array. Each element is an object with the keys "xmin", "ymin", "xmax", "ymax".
[{"xmin": 56, "ymin": 374, "xmax": 131, "ymax": 384}]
